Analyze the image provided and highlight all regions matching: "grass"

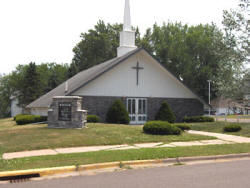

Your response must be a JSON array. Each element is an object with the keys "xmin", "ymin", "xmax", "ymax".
[
  {"xmin": 226, "ymin": 115, "xmax": 250, "ymax": 119},
  {"xmin": 0, "ymin": 118, "xmax": 214, "ymax": 155},
  {"xmin": 1, "ymin": 143, "xmax": 250, "ymax": 172},
  {"xmin": 190, "ymin": 122, "xmax": 250, "ymax": 137}
]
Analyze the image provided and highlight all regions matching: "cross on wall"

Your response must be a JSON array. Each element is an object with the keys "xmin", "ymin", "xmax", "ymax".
[{"xmin": 132, "ymin": 62, "xmax": 144, "ymax": 86}]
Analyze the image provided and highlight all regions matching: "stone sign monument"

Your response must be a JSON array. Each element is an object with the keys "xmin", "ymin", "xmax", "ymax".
[{"xmin": 48, "ymin": 96, "xmax": 87, "ymax": 129}]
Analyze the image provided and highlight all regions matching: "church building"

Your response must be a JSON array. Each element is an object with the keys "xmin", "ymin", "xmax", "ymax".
[{"xmin": 27, "ymin": 0, "xmax": 206, "ymax": 124}]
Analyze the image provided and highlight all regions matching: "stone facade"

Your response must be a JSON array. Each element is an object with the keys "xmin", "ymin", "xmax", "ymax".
[
  {"xmin": 48, "ymin": 96, "xmax": 87, "ymax": 129},
  {"xmin": 82, "ymin": 96, "xmax": 125, "ymax": 122},
  {"xmin": 147, "ymin": 98, "xmax": 203, "ymax": 122},
  {"xmin": 81, "ymin": 95, "xmax": 203, "ymax": 123}
]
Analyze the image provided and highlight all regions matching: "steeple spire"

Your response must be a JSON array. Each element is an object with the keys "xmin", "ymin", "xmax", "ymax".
[
  {"xmin": 117, "ymin": 0, "xmax": 137, "ymax": 57},
  {"xmin": 123, "ymin": 0, "xmax": 132, "ymax": 31}
]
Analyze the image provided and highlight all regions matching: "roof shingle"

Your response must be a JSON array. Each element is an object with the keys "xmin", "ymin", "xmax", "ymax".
[{"xmin": 27, "ymin": 48, "xmax": 142, "ymax": 108}]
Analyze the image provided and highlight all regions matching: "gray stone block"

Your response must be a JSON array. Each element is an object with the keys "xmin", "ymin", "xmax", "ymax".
[
  {"xmin": 48, "ymin": 96, "xmax": 87, "ymax": 129},
  {"xmin": 80, "ymin": 96, "xmax": 203, "ymax": 123}
]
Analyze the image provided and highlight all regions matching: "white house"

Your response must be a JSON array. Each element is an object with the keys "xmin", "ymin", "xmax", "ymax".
[{"xmin": 10, "ymin": 96, "xmax": 23, "ymax": 117}]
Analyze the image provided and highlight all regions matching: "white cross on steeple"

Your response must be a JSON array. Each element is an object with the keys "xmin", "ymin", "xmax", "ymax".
[{"xmin": 117, "ymin": 0, "xmax": 137, "ymax": 57}]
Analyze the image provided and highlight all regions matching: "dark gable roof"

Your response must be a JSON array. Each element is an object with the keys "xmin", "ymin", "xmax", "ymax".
[
  {"xmin": 27, "ymin": 48, "xmax": 142, "ymax": 108},
  {"xmin": 27, "ymin": 48, "xmax": 207, "ymax": 108}
]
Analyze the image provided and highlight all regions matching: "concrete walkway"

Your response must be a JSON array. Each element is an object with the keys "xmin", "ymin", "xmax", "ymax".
[
  {"xmin": 3, "ymin": 130, "xmax": 250, "ymax": 160},
  {"xmin": 216, "ymin": 118, "xmax": 250, "ymax": 123},
  {"xmin": 189, "ymin": 130, "xmax": 250, "ymax": 143}
]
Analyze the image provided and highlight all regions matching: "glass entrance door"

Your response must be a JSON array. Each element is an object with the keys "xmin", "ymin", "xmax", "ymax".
[{"xmin": 127, "ymin": 98, "xmax": 147, "ymax": 124}]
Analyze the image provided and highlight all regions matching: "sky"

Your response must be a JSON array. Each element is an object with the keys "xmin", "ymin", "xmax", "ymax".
[{"xmin": 0, "ymin": 0, "xmax": 245, "ymax": 75}]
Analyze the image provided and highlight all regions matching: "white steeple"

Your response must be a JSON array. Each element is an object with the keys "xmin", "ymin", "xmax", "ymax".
[
  {"xmin": 123, "ymin": 0, "xmax": 131, "ymax": 31},
  {"xmin": 117, "ymin": 0, "xmax": 137, "ymax": 57}
]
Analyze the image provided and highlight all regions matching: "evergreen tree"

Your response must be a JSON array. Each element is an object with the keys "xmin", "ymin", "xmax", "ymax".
[
  {"xmin": 0, "ymin": 75, "xmax": 12, "ymax": 117},
  {"xmin": 18, "ymin": 62, "xmax": 41, "ymax": 107},
  {"xmin": 155, "ymin": 101, "xmax": 176, "ymax": 123},
  {"xmin": 106, "ymin": 99, "xmax": 130, "ymax": 124}
]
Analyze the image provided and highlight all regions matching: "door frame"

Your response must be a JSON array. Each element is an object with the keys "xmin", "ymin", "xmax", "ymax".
[{"xmin": 126, "ymin": 98, "xmax": 147, "ymax": 124}]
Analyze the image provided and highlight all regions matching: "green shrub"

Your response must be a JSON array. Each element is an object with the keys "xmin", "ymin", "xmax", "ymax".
[
  {"xmin": 175, "ymin": 124, "xmax": 191, "ymax": 131},
  {"xmin": 15, "ymin": 115, "xmax": 47, "ymax": 125},
  {"xmin": 155, "ymin": 101, "xmax": 176, "ymax": 123},
  {"xmin": 13, "ymin": 114, "xmax": 27, "ymax": 121},
  {"xmin": 87, "ymin": 115, "xmax": 100, "ymax": 123},
  {"xmin": 183, "ymin": 116, "xmax": 214, "ymax": 123},
  {"xmin": 223, "ymin": 124, "xmax": 242, "ymax": 132},
  {"xmin": 143, "ymin": 121, "xmax": 181, "ymax": 135},
  {"xmin": 106, "ymin": 99, "xmax": 130, "ymax": 124}
]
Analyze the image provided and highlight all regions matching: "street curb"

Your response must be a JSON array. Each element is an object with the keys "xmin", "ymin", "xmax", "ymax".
[
  {"xmin": 1, "ymin": 153, "xmax": 250, "ymax": 180},
  {"xmin": 178, "ymin": 153, "xmax": 250, "ymax": 163}
]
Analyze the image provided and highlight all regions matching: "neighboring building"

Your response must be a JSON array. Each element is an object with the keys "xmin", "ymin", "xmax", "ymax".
[
  {"xmin": 26, "ymin": 0, "xmax": 207, "ymax": 124},
  {"xmin": 211, "ymin": 97, "xmax": 246, "ymax": 115},
  {"xmin": 10, "ymin": 96, "xmax": 23, "ymax": 117}
]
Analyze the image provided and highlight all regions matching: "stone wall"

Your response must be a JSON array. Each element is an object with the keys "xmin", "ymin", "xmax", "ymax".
[
  {"xmin": 82, "ymin": 96, "xmax": 126, "ymax": 122},
  {"xmin": 81, "ymin": 95, "xmax": 203, "ymax": 123},
  {"xmin": 48, "ymin": 96, "xmax": 87, "ymax": 129},
  {"xmin": 147, "ymin": 98, "xmax": 203, "ymax": 122}
]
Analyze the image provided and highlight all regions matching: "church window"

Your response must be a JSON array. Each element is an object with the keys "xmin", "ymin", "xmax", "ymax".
[{"xmin": 132, "ymin": 99, "xmax": 136, "ymax": 114}]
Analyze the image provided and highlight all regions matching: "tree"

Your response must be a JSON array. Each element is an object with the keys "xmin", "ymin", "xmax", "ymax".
[
  {"xmin": 106, "ymin": 99, "xmax": 130, "ymax": 124},
  {"xmin": 69, "ymin": 21, "xmax": 122, "ymax": 77},
  {"xmin": 222, "ymin": 0, "xmax": 249, "ymax": 62},
  {"xmin": 0, "ymin": 75, "xmax": 12, "ymax": 117},
  {"xmin": 37, "ymin": 63, "xmax": 68, "ymax": 93},
  {"xmin": 217, "ymin": 0, "xmax": 249, "ymax": 99},
  {"xmin": 69, "ymin": 21, "xmax": 144, "ymax": 77},
  {"xmin": 18, "ymin": 62, "xmax": 41, "ymax": 107},
  {"xmin": 150, "ymin": 22, "xmax": 244, "ymax": 101},
  {"xmin": 155, "ymin": 101, "xmax": 176, "ymax": 123},
  {"xmin": 137, "ymin": 28, "xmax": 154, "ymax": 53},
  {"xmin": 242, "ymin": 69, "xmax": 250, "ymax": 97},
  {"xmin": 0, "ymin": 65, "xmax": 28, "ymax": 117},
  {"xmin": 0, "ymin": 62, "xmax": 69, "ymax": 117}
]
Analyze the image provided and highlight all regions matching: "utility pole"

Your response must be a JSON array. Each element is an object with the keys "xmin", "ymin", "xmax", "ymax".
[{"xmin": 208, "ymin": 80, "xmax": 212, "ymax": 116}]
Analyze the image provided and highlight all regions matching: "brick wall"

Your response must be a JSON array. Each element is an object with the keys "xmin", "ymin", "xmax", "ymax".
[{"xmin": 81, "ymin": 96, "xmax": 203, "ymax": 123}]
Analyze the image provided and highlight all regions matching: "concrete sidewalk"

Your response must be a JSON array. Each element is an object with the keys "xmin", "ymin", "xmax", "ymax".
[
  {"xmin": 189, "ymin": 130, "xmax": 250, "ymax": 143},
  {"xmin": 3, "ymin": 130, "xmax": 250, "ymax": 160},
  {"xmin": 216, "ymin": 118, "xmax": 250, "ymax": 123}
]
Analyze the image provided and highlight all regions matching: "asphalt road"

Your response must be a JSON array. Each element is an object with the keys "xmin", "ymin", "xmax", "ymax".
[{"xmin": 2, "ymin": 159, "xmax": 250, "ymax": 188}]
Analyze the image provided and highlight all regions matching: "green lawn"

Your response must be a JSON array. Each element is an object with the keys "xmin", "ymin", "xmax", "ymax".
[
  {"xmin": 190, "ymin": 122, "xmax": 250, "ymax": 137},
  {"xmin": 1, "ymin": 143, "xmax": 250, "ymax": 172},
  {"xmin": 0, "ymin": 118, "xmax": 214, "ymax": 156},
  {"xmin": 226, "ymin": 115, "xmax": 250, "ymax": 119}
]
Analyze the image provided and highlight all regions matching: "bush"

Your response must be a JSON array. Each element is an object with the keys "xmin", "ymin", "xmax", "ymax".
[
  {"xmin": 15, "ymin": 115, "xmax": 47, "ymax": 125},
  {"xmin": 175, "ymin": 124, "xmax": 191, "ymax": 131},
  {"xmin": 87, "ymin": 115, "xmax": 100, "ymax": 123},
  {"xmin": 183, "ymin": 116, "xmax": 215, "ymax": 123},
  {"xmin": 13, "ymin": 114, "xmax": 27, "ymax": 121},
  {"xmin": 223, "ymin": 124, "xmax": 242, "ymax": 132},
  {"xmin": 155, "ymin": 101, "xmax": 176, "ymax": 123},
  {"xmin": 143, "ymin": 121, "xmax": 181, "ymax": 135},
  {"xmin": 106, "ymin": 99, "xmax": 130, "ymax": 124}
]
